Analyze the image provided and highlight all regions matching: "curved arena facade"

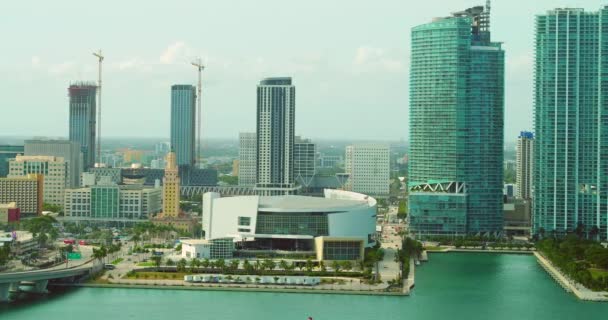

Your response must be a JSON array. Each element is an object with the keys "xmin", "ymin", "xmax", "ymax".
[{"xmin": 202, "ymin": 189, "xmax": 377, "ymax": 261}]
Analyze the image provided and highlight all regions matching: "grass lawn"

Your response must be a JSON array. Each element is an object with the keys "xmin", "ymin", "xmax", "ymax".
[
  {"xmin": 123, "ymin": 271, "xmax": 188, "ymax": 280},
  {"xmin": 589, "ymin": 268, "xmax": 608, "ymax": 280},
  {"xmin": 111, "ymin": 258, "xmax": 124, "ymax": 265},
  {"xmin": 136, "ymin": 261, "xmax": 156, "ymax": 267}
]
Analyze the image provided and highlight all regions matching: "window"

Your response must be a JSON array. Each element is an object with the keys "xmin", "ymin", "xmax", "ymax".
[{"xmin": 238, "ymin": 216, "xmax": 251, "ymax": 226}]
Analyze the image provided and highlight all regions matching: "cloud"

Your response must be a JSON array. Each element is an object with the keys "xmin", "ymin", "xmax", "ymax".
[
  {"xmin": 31, "ymin": 56, "xmax": 41, "ymax": 68},
  {"xmin": 115, "ymin": 58, "xmax": 146, "ymax": 71},
  {"xmin": 160, "ymin": 41, "xmax": 187, "ymax": 64},
  {"xmin": 353, "ymin": 46, "xmax": 404, "ymax": 73},
  {"xmin": 48, "ymin": 62, "xmax": 75, "ymax": 75}
]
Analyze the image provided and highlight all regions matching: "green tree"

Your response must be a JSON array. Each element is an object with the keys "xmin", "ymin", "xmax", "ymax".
[
  {"xmin": 341, "ymin": 260, "xmax": 353, "ymax": 271},
  {"xmin": 177, "ymin": 258, "xmax": 187, "ymax": 272},
  {"xmin": 279, "ymin": 260, "xmax": 289, "ymax": 274},
  {"xmin": 305, "ymin": 259, "xmax": 314, "ymax": 272},
  {"xmin": 229, "ymin": 259, "xmax": 240, "ymax": 271},
  {"xmin": 165, "ymin": 258, "xmax": 175, "ymax": 266},
  {"xmin": 215, "ymin": 259, "xmax": 226, "ymax": 272},
  {"xmin": 202, "ymin": 258, "xmax": 210, "ymax": 269},
  {"xmin": 331, "ymin": 260, "xmax": 341, "ymax": 274},
  {"xmin": 0, "ymin": 243, "xmax": 11, "ymax": 266},
  {"xmin": 190, "ymin": 258, "xmax": 200, "ymax": 272},
  {"xmin": 151, "ymin": 255, "xmax": 162, "ymax": 271}
]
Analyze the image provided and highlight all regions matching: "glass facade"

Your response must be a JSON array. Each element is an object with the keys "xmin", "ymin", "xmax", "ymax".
[
  {"xmin": 210, "ymin": 238, "xmax": 234, "ymax": 259},
  {"xmin": 322, "ymin": 241, "xmax": 361, "ymax": 261},
  {"xmin": 534, "ymin": 8, "xmax": 608, "ymax": 240},
  {"xmin": 170, "ymin": 85, "xmax": 196, "ymax": 166},
  {"xmin": 68, "ymin": 84, "xmax": 97, "ymax": 169},
  {"xmin": 255, "ymin": 212, "xmax": 328, "ymax": 236},
  {"xmin": 0, "ymin": 145, "xmax": 24, "ymax": 177},
  {"xmin": 408, "ymin": 6, "xmax": 504, "ymax": 236},
  {"xmin": 91, "ymin": 186, "xmax": 119, "ymax": 219}
]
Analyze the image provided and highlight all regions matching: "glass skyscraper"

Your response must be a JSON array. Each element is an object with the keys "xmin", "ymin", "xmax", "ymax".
[
  {"xmin": 533, "ymin": 7, "xmax": 608, "ymax": 240},
  {"xmin": 68, "ymin": 83, "xmax": 97, "ymax": 170},
  {"xmin": 170, "ymin": 85, "xmax": 196, "ymax": 167},
  {"xmin": 0, "ymin": 145, "xmax": 24, "ymax": 177},
  {"xmin": 408, "ymin": 5, "xmax": 504, "ymax": 237}
]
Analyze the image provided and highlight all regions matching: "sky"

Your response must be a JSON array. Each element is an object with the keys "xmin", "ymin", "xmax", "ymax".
[{"xmin": 0, "ymin": 0, "xmax": 604, "ymax": 142}]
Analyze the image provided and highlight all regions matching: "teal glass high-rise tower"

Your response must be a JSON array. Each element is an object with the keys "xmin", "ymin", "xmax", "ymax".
[
  {"xmin": 534, "ymin": 7, "xmax": 608, "ymax": 240},
  {"xmin": 170, "ymin": 85, "xmax": 196, "ymax": 167},
  {"xmin": 408, "ymin": 5, "xmax": 504, "ymax": 237}
]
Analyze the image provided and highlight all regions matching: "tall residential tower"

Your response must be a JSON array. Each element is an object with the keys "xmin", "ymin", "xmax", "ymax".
[
  {"xmin": 170, "ymin": 85, "xmax": 196, "ymax": 167},
  {"xmin": 516, "ymin": 131, "xmax": 534, "ymax": 200},
  {"xmin": 408, "ymin": 4, "xmax": 505, "ymax": 236},
  {"xmin": 533, "ymin": 7, "xmax": 608, "ymax": 240},
  {"xmin": 255, "ymin": 77, "xmax": 297, "ymax": 195}
]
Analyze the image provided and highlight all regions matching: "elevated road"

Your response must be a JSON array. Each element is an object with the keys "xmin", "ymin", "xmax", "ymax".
[{"xmin": 0, "ymin": 259, "xmax": 100, "ymax": 302}]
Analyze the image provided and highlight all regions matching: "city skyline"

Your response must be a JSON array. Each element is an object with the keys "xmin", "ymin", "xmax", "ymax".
[{"xmin": 2, "ymin": 0, "xmax": 604, "ymax": 142}]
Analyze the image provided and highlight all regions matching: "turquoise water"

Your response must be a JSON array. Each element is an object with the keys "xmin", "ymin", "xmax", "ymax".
[{"xmin": 2, "ymin": 253, "xmax": 608, "ymax": 320}]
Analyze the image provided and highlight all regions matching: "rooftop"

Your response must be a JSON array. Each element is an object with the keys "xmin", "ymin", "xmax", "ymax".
[
  {"xmin": 259, "ymin": 77, "xmax": 292, "ymax": 86},
  {"xmin": 258, "ymin": 195, "xmax": 368, "ymax": 211}
]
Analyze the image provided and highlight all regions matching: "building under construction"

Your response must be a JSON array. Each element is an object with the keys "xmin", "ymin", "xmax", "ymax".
[{"xmin": 68, "ymin": 82, "xmax": 97, "ymax": 170}]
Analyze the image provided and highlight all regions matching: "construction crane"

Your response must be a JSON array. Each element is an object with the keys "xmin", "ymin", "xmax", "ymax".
[
  {"xmin": 191, "ymin": 58, "xmax": 204, "ymax": 168},
  {"xmin": 93, "ymin": 50, "xmax": 104, "ymax": 167}
]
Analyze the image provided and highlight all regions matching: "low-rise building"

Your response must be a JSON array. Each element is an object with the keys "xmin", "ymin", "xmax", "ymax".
[
  {"xmin": 0, "ymin": 231, "xmax": 38, "ymax": 256},
  {"xmin": 0, "ymin": 202, "xmax": 20, "ymax": 223},
  {"xmin": 64, "ymin": 185, "xmax": 161, "ymax": 222},
  {"xmin": 181, "ymin": 238, "xmax": 234, "ymax": 259},
  {"xmin": 0, "ymin": 174, "xmax": 43, "ymax": 215},
  {"xmin": 9, "ymin": 155, "xmax": 67, "ymax": 206}
]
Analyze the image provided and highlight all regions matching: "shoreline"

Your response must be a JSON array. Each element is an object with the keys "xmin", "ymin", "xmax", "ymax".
[
  {"xmin": 51, "ymin": 282, "xmax": 407, "ymax": 296},
  {"xmin": 533, "ymin": 251, "xmax": 608, "ymax": 302},
  {"xmin": 426, "ymin": 248, "xmax": 534, "ymax": 255}
]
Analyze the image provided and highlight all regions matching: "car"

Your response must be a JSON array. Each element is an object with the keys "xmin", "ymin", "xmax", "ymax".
[{"xmin": 104, "ymin": 264, "xmax": 116, "ymax": 270}]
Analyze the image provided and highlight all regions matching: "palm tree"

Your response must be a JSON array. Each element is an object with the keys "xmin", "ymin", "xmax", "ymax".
[
  {"xmin": 319, "ymin": 261, "xmax": 326, "ymax": 272},
  {"xmin": 201, "ymin": 258, "xmax": 210, "ymax": 270},
  {"xmin": 341, "ymin": 260, "xmax": 353, "ymax": 271},
  {"xmin": 305, "ymin": 259, "xmax": 314, "ymax": 272},
  {"xmin": 151, "ymin": 255, "xmax": 162, "ymax": 271},
  {"xmin": 279, "ymin": 260, "xmax": 289, "ymax": 274},
  {"xmin": 229, "ymin": 259, "xmax": 240, "ymax": 272},
  {"xmin": 190, "ymin": 258, "xmax": 200, "ymax": 272},
  {"xmin": 215, "ymin": 259, "xmax": 226, "ymax": 273},
  {"xmin": 331, "ymin": 260, "xmax": 341, "ymax": 274},
  {"xmin": 177, "ymin": 258, "xmax": 187, "ymax": 272}
]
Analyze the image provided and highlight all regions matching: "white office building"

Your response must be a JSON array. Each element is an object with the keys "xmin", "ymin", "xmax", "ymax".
[
  {"xmin": 294, "ymin": 136, "xmax": 316, "ymax": 185},
  {"xmin": 8, "ymin": 155, "xmax": 67, "ymax": 206},
  {"xmin": 25, "ymin": 139, "xmax": 82, "ymax": 188},
  {"xmin": 238, "ymin": 132, "xmax": 257, "ymax": 187},
  {"xmin": 64, "ymin": 184, "xmax": 161, "ymax": 222},
  {"xmin": 202, "ymin": 189, "xmax": 376, "ymax": 261},
  {"xmin": 344, "ymin": 144, "xmax": 390, "ymax": 196}
]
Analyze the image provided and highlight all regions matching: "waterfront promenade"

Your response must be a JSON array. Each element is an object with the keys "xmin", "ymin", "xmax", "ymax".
[{"xmin": 534, "ymin": 252, "xmax": 608, "ymax": 302}]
